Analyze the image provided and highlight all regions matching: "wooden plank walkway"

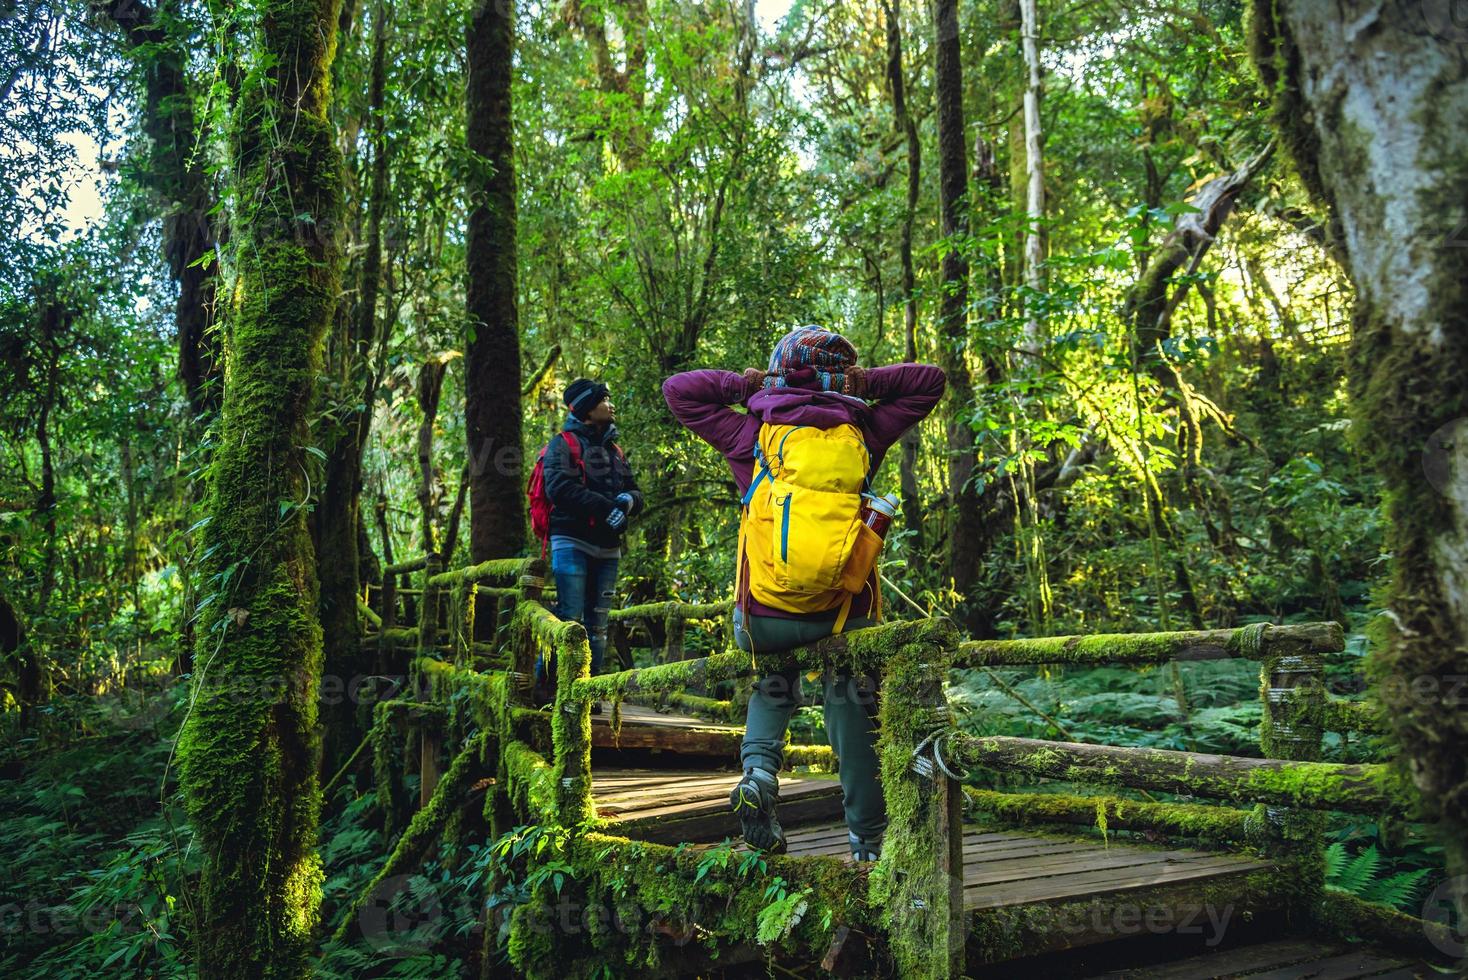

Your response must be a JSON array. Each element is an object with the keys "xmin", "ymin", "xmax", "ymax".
[
  {"xmin": 570, "ymin": 705, "xmax": 1440, "ymax": 973},
  {"xmin": 592, "ymin": 768, "xmax": 1272, "ymax": 913},
  {"xmin": 592, "ymin": 767, "xmax": 843, "ymax": 844}
]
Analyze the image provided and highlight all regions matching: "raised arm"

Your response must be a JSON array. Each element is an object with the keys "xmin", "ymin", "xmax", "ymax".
[
  {"xmin": 661, "ymin": 369, "xmax": 760, "ymax": 460},
  {"xmin": 862, "ymin": 364, "xmax": 948, "ymax": 455}
]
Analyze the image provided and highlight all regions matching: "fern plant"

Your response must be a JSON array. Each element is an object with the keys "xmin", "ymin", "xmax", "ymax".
[{"xmin": 1324, "ymin": 842, "xmax": 1432, "ymax": 911}]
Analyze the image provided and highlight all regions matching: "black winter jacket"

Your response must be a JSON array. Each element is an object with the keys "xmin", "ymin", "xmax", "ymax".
[{"xmin": 543, "ymin": 415, "xmax": 644, "ymax": 548}]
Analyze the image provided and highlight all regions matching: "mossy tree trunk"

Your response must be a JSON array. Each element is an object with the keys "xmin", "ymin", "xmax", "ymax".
[
  {"xmin": 931, "ymin": 0, "xmax": 985, "ymax": 626},
  {"xmin": 1250, "ymin": 0, "xmax": 1468, "ymax": 923},
  {"xmin": 466, "ymin": 0, "xmax": 525, "ymax": 564},
  {"xmin": 175, "ymin": 0, "xmax": 344, "ymax": 974}
]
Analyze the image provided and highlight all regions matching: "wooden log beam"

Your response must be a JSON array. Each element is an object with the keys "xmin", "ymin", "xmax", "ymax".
[
  {"xmin": 357, "ymin": 597, "xmax": 382, "ymax": 629},
  {"xmin": 384, "ymin": 555, "xmax": 428, "ymax": 575},
  {"xmin": 427, "ymin": 556, "xmax": 543, "ymax": 589},
  {"xmin": 607, "ymin": 599, "xmax": 733, "ymax": 622},
  {"xmin": 947, "ymin": 734, "xmax": 1414, "ymax": 815},
  {"xmin": 570, "ymin": 619, "xmax": 960, "ymax": 702},
  {"xmin": 955, "ymin": 621, "xmax": 1342, "ymax": 667},
  {"xmin": 1316, "ymin": 890, "xmax": 1459, "ymax": 962},
  {"xmin": 961, "ymin": 787, "xmax": 1265, "ymax": 846}
]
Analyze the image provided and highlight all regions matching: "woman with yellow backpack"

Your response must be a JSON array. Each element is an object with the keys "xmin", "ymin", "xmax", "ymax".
[{"xmin": 663, "ymin": 326, "xmax": 945, "ymax": 862}]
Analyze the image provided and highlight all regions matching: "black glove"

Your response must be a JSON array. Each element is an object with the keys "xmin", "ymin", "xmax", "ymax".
[
  {"xmin": 605, "ymin": 507, "xmax": 627, "ymax": 531},
  {"xmin": 615, "ymin": 493, "xmax": 635, "ymax": 514}
]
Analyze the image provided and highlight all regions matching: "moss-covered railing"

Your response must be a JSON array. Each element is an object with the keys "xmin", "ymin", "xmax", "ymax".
[
  {"xmin": 492, "ymin": 614, "xmax": 964, "ymax": 977},
  {"xmin": 353, "ymin": 551, "xmax": 1422, "ymax": 976},
  {"xmin": 604, "ymin": 598, "xmax": 743, "ymax": 723},
  {"xmin": 944, "ymin": 618, "xmax": 1427, "ymax": 964}
]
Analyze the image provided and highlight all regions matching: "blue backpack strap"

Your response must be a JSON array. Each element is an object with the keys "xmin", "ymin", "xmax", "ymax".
[{"xmin": 742, "ymin": 444, "xmax": 771, "ymax": 507}]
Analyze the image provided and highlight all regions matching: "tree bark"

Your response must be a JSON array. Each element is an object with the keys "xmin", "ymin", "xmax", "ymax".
[
  {"xmin": 931, "ymin": 0, "xmax": 984, "ymax": 623},
  {"xmin": 466, "ymin": 0, "xmax": 525, "ymax": 562},
  {"xmin": 96, "ymin": 0, "xmax": 221, "ymax": 416},
  {"xmin": 1018, "ymin": 0, "xmax": 1044, "ymax": 352},
  {"xmin": 175, "ymin": 0, "xmax": 344, "ymax": 973},
  {"xmin": 1250, "ymin": 0, "xmax": 1468, "ymax": 924},
  {"xmin": 883, "ymin": 0, "xmax": 927, "ymax": 555}
]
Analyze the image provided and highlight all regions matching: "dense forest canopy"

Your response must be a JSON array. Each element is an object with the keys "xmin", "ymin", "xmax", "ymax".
[{"xmin": 1, "ymin": 0, "xmax": 1464, "ymax": 975}]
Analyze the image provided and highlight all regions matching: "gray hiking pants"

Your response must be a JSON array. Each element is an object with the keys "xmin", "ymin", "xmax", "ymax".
[{"xmin": 732, "ymin": 607, "xmax": 887, "ymax": 842}]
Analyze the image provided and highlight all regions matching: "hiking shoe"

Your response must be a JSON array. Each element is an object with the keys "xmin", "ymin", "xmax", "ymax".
[
  {"xmin": 730, "ymin": 768, "xmax": 785, "ymax": 854},
  {"xmin": 849, "ymin": 831, "xmax": 881, "ymax": 863}
]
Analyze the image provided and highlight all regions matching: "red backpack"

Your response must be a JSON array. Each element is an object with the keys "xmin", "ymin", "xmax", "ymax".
[{"xmin": 526, "ymin": 432, "xmax": 626, "ymax": 556}]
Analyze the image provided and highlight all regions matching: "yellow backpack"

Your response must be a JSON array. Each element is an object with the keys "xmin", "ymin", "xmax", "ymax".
[{"xmin": 736, "ymin": 422, "xmax": 884, "ymax": 637}]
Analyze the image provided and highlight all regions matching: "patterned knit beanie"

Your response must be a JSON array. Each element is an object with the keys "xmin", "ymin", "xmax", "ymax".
[{"xmin": 763, "ymin": 325, "xmax": 862, "ymax": 394}]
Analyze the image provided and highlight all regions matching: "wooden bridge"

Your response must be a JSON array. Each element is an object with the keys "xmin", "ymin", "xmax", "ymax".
[{"xmin": 342, "ymin": 555, "xmax": 1448, "ymax": 978}]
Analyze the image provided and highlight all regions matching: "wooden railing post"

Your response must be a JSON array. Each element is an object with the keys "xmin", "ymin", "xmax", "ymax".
[
  {"xmin": 871, "ymin": 626, "xmax": 964, "ymax": 979},
  {"xmin": 376, "ymin": 570, "xmax": 398, "ymax": 673},
  {"xmin": 417, "ymin": 553, "xmax": 444, "ymax": 656},
  {"xmin": 550, "ymin": 614, "xmax": 594, "ymax": 825},
  {"xmin": 415, "ymin": 554, "xmax": 444, "ymax": 806},
  {"xmin": 450, "ymin": 578, "xmax": 475, "ymax": 666},
  {"xmin": 1259, "ymin": 627, "xmax": 1327, "ymax": 923}
]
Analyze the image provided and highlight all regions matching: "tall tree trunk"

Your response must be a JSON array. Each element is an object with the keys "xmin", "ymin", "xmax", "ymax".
[
  {"xmin": 931, "ymin": 0, "xmax": 983, "ymax": 627},
  {"xmin": 317, "ymin": 0, "xmax": 391, "ymax": 784},
  {"xmin": 1018, "ymin": 0, "xmax": 1045, "ymax": 352},
  {"xmin": 883, "ymin": 0, "xmax": 927, "ymax": 555},
  {"xmin": 97, "ymin": 0, "xmax": 221, "ymax": 415},
  {"xmin": 1251, "ymin": 0, "xmax": 1468, "ymax": 927},
  {"xmin": 466, "ymin": 0, "xmax": 525, "ymax": 563},
  {"xmin": 175, "ymin": 0, "xmax": 344, "ymax": 974},
  {"xmin": 416, "ymin": 356, "xmax": 452, "ymax": 555}
]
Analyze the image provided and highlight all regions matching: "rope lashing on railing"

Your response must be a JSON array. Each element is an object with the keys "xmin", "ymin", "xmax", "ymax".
[{"xmin": 1237, "ymin": 620, "xmax": 1270, "ymax": 658}]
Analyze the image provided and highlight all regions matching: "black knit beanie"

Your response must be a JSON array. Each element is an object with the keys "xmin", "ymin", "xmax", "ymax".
[{"xmin": 564, "ymin": 378, "xmax": 609, "ymax": 420}]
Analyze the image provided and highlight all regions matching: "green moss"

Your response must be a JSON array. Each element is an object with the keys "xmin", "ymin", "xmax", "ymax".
[
  {"xmin": 867, "ymin": 638, "xmax": 964, "ymax": 979},
  {"xmin": 572, "ymin": 619, "xmax": 959, "ymax": 701},
  {"xmin": 428, "ymin": 557, "xmax": 541, "ymax": 589},
  {"xmin": 501, "ymin": 741, "xmax": 560, "ymax": 824},
  {"xmin": 950, "ymin": 734, "xmax": 1415, "ymax": 815},
  {"xmin": 1321, "ymin": 698, "xmax": 1387, "ymax": 735},
  {"xmin": 963, "ymin": 787, "xmax": 1266, "ymax": 849},
  {"xmin": 784, "ymin": 743, "xmax": 838, "ymax": 772},
  {"xmin": 501, "ymin": 830, "xmax": 868, "ymax": 977},
  {"xmin": 606, "ymin": 599, "xmax": 733, "ymax": 622},
  {"xmin": 955, "ymin": 622, "xmax": 1339, "ymax": 667},
  {"xmin": 1313, "ymin": 890, "xmax": 1456, "ymax": 962},
  {"xmin": 370, "ymin": 699, "xmax": 447, "ymax": 836},
  {"xmin": 375, "ymin": 626, "xmax": 418, "ymax": 648},
  {"xmin": 1247, "ymin": 0, "xmax": 1329, "ymax": 204}
]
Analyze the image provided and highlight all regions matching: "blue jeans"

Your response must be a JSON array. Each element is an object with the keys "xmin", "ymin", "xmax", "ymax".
[{"xmin": 536, "ymin": 546, "xmax": 619, "ymax": 685}]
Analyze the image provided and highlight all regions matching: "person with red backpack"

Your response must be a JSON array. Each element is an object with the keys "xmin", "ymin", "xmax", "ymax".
[
  {"xmin": 528, "ymin": 379, "xmax": 642, "ymax": 697},
  {"xmin": 663, "ymin": 326, "xmax": 945, "ymax": 863}
]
